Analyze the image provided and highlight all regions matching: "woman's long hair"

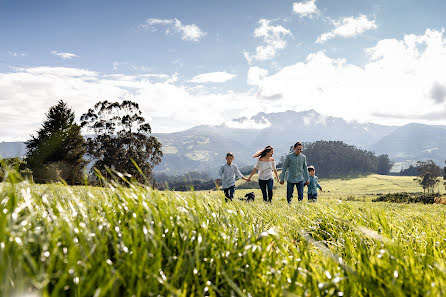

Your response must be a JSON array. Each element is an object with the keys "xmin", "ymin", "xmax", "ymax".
[{"xmin": 252, "ymin": 145, "xmax": 273, "ymax": 158}]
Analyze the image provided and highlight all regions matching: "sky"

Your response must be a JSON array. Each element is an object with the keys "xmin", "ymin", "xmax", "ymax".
[{"xmin": 1, "ymin": 0, "xmax": 446, "ymax": 141}]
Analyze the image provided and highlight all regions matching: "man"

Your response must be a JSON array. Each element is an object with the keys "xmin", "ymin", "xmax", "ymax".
[{"xmin": 279, "ymin": 142, "xmax": 310, "ymax": 203}]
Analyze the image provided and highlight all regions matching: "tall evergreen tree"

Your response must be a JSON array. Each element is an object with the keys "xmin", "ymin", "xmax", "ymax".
[
  {"xmin": 80, "ymin": 100, "xmax": 163, "ymax": 183},
  {"xmin": 26, "ymin": 100, "xmax": 86, "ymax": 184}
]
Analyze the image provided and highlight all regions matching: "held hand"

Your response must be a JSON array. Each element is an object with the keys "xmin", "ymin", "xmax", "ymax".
[
  {"xmin": 246, "ymin": 178, "xmax": 251, "ymax": 182},
  {"xmin": 304, "ymin": 181, "xmax": 310, "ymax": 186},
  {"xmin": 279, "ymin": 180, "xmax": 284, "ymax": 185}
]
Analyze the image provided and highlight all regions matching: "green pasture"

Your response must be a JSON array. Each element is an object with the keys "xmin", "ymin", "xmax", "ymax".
[
  {"xmin": 1, "ymin": 173, "xmax": 446, "ymax": 296},
  {"xmin": 235, "ymin": 174, "xmax": 445, "ymax": 202}
]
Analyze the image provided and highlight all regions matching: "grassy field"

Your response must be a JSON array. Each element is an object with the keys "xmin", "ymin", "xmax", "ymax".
[
  {"xmin": 236, "ymin": 174, "xmax": 445, "ymax": 202},
  {"xmin": 1, "ymin": 173, "xmax": 446, "ymax": 296}
]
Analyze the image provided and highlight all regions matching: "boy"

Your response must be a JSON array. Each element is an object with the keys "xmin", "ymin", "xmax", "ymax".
[
  {"xmin": 279, "ymin": 142, "xmax": 310, "ymax": 203},
  {"xmin": 307, "ymin": 165, "xmax": 323, "ymax": 202},
  {"xmin": 216, "ymin": 152, "xmax": 249, "ymax": 201}
]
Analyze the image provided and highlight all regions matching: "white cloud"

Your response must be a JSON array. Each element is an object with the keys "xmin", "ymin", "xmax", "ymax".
[
  {"xmin": 8, "ymin": 51, "xmax": 26, "ymax": 57},
  {"xmin": 112, "ymin": 61, "xmax": 153, "ymax": 72},
  {"xmin": 140, "ymin": 18, "xmax": 206, "ymax": 41},
  {"xmin": 225, "ymin": 116, "xmax": 272, "ymax": 130},
  {"xmin": 2, "ymin": 29, "xmax": 446, "ymax": 141},
  {"xmin": 316, "ymin": 15, "xmax": 377, "ymax": 43},
  {"xmin": 247, "ymin": 66, "xmax": 268, "ymax": 86},
  {"xmin": 430, "ymin": 81, "xmax": 446, "ymax": 103},
  {"xmin": 293, "ymin": 0, "xmax": 318, "ymax": 18},
  {"xmin": 0, "ymin": 67, "xmax": 254, "ymax": 141},
  {"xmin": 255, "ymin": 29, "xmax": 446, "ymax": 125},
  {"xmin": 244, "ymin": 19, "xmax": 292, "ymax": 64},
  {"xmin": 51, "ymin": 51, "xmax": 79, "ymax": 60},
  {"xmin": 189, "ymin": 72, "xmax": 236, "ymax": 83}
]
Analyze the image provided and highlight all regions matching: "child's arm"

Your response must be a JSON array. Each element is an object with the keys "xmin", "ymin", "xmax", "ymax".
[
  {"xmin": 235, "ymin": 165, "xmax": 249, "ymax": 182},
  {"xmin": 316, "ymin": 177, "xmax": 322, "ymax": 191},
  {"xmin": 216, "ymin": 166, "xmax": 223, "ymax": 188}
]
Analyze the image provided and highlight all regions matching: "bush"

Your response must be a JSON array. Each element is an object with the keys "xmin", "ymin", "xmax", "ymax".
[{"xmin": 372, "ymin": 192, "xmax": 440, "ymax": 204}]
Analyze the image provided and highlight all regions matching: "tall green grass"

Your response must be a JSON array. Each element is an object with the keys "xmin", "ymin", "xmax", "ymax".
[{"xmin": 1, "ymin": 170, "xmax": 446, "ymax": 296}]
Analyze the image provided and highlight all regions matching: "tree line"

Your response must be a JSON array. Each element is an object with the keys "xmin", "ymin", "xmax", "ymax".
[
  {"xmin": 279, "ymin": 141, "xmax": 393, "ymax": 178},
  {"xmin": 1, "ymin": 100, "xmax": 162, "ymax": 185}
]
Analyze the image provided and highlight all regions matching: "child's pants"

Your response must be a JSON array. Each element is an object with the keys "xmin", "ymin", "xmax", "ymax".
[
  {"xmin": 308, "ymin": 193, "xmax": 318, "ymax": 202},
  {"xmin": 223, "ymin": 186, "xmax": 235, "ymax": 201}
]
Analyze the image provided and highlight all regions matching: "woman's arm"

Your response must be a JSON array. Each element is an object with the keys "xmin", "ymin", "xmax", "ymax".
[{"xmin": 247, "ymin": 168, "xmax": 257, "ymax": 181}]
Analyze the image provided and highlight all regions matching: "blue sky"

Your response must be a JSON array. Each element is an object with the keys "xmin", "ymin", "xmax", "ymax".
[{"xmin": 1, "ymin": 0, "xmax": 446, "ymax": 141}]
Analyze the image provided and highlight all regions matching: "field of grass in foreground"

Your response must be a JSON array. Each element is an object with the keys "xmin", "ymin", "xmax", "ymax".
[{"xmin": 1, "ymin": 173, "xmax": 446, "ymax": 296}]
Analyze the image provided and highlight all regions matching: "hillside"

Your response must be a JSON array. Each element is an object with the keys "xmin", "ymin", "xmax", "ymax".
[{"xmin": 2, "ymin": 110, "xmax": 446, "ymax": 175}]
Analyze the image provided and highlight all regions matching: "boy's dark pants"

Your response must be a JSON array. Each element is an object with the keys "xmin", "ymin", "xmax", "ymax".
[
  {"xmin": 259, "ymin": 178, "xmax": 273, "ymax": 202},
  {"xmin": 286, "ymin": 181, "xmax": 304, "ymax": 203},
  {"xmin": 223, "ymin": 185, "xmax": 235, "ymax": 202},
  {"xmin": 308, "ymin": 193, "xmax": 318, "ymax": 202}
]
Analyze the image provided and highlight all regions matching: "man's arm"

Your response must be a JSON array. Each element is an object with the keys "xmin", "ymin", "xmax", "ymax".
[
  {"xmin": 279, "ymin": 155, "xmax": 289, "ymax": 183},
  {"xmin": 303, "ymin": 156, "xmax": 309, "ymax": 185}
]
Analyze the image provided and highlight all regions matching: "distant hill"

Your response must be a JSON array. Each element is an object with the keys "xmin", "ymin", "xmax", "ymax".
[
  {"xmin": 0, "ymin": 142, "xmax": 26, "ymax": 158},
  {"xmin": 153, "ymin": 110, "xmax": 399, "ymax": 175},
  {"xmin": 2, "ymin": 110, "xmax": 445, "ymax": 175},
  {"xmin": 372, "ymin": 123, "xmax": 446, "ymax": 164}
]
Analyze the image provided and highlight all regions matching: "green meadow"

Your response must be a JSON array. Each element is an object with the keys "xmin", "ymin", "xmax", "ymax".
[{"xmin": 1, "ymin": 173, "xmax": 446, "ymax": 297}]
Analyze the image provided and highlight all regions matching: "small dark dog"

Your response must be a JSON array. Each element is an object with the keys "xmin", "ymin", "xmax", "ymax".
[{"xmin": 239, "ymin": 192, "xmax": 255, "ymax": 202}]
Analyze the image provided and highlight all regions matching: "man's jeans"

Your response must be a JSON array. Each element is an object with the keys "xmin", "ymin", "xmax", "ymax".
[
  {"xmin": 223, "ymin": 185, "xmax": 235, "ymax": 202},
  {"xmin": 286, "ymin": 181, "xmax": 304, "ymax": 203},
  {"xmin": 259, "ymin": 178, "xmax": 273, "ymax": 202}
]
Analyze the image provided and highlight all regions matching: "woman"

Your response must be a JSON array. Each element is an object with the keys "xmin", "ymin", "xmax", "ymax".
[{"xmin": 247, "ymin": 145, "xmax": 279, "ymax": 202}]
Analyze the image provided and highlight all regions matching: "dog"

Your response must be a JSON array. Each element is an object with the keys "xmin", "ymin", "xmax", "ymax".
[{"xmin": 239, "ymin": 192, "xmax": 255, "ymax": 202}]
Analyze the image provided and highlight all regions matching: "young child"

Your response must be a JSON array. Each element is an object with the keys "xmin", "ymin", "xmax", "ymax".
[
  {"xmin": 307, "ymin": 165, "xmax": 322, "ymax": 202},
  {"xmin": 216, "ymin": 152, "xmax": 249, "ymax": 201}
]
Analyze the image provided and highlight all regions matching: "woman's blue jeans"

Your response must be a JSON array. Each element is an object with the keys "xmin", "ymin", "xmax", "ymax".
[{"xmin": 259, "ymin": 178, "xmax": 273, "ymax": 202}]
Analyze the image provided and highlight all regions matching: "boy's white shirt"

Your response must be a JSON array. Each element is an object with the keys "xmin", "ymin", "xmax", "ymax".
[{"xmin": 218, "ymin": 163, "xmax": 243, "ymax": 189}]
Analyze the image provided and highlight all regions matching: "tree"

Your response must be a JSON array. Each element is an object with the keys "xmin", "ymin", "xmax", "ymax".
[
  {"xmin": 80, "ymin": 100, "xmax": 163, "ymax": 183},
  {"xmin": 400, "ymin": 165, "xmax": 419, "ymax": 176},
  {"xmin": 377, "ymin": 154, "xmax": 393, "ymax": 175},
  {"xmin": 26, "ymin": 100, "xmax": 86, "ymax": 184},
  {"xmin": 413, "ymin": 160, "xmax": 441, "ymax": 195},
  {"xmin": 0, "ymin": 157, "xmax": 32, "ymax": 181},
  {"xmin": 443, "ymin": 160, "xmax": 446, "ymax": 191},
  {"xmin": 416, "ymin": 160, "xmax": 441, "ymax": 177},
  {"xmin": 415, "ymin": 172, "xmax": 440, "ymax": 195},
  {"xmin": 300, "ymin": 141, "xmax": 385, "ymax": 178}
]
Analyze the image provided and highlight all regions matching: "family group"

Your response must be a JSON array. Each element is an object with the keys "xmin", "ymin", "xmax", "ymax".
[{"xmin": 216, "ymin": 142, "xmax": 323, "ymax": 203}]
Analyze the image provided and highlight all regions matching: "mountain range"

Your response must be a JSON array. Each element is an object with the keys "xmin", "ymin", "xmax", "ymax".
[{"xmin": 1, "ymin": 110, "xmax": 445, "ymax": 176}]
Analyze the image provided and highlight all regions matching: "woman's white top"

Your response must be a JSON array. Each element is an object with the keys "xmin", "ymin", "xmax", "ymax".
[{"xmin": 255, "ymin": 160, "xmax": 276, "ymax": 180}]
